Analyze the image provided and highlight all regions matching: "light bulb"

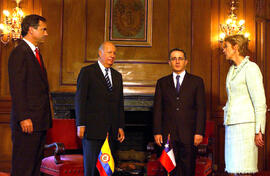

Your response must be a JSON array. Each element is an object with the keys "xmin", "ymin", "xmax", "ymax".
[
  {"xmin": 226, "ymin": 19, "xmax": 232, "ymax": 24},
  {"xmin": 0, "ymin": 24, "xmax": 4, "ymax": 30},
  {"xmin": 244, "ymin": 32, "xmax": 250, "ymax": 38},
  {"xmin": 13, "ymin": 17, "xmax": 18, "ymax": 22},
  {"xmin": 18, "ymin": 10, "xmax": 24, "ymax": 17},
  {"xmin": 220, "ymin": 33, "xmax": 226, "ymax": 40},
  {"xmin": 1, "ymin": 25, "xmax": 10, "ymax": 34},
  {"xmin": 3, "ymin": 10, "xmax": 10, "ymax": 17},
  {"xmin": 239, "ymin": 20, "xmax": 245, "ymax": 25}
]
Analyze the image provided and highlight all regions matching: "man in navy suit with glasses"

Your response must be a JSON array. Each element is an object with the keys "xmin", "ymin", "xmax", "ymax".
[{"xmin": 153, "ymin": 48, "xmax": 206, "ymax": 176}]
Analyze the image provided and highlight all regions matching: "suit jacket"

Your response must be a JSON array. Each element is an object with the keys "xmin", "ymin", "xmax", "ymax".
[
  {"xmin": 153, "ymin": 72, "xmax": 206, "ymax": 144},
  {"xmin": 75, "ymin": 62, "xmax": 125, "ymax": 140},
  {"xmin": 223, "ymin": 56, "xmax": 266, "ymax": 134},
  {"xmin": 8, "ymin": 40, "xmax": 52, "ymax": 131}
]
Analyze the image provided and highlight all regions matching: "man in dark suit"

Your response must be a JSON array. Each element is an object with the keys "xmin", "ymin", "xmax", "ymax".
[
  {"xmin": 8, "ymin": 14, "xmax": 51, "ymax": 176},
  {"xmin": 153, "ymin": 48, "xmax": 206, "ymax": 176},
  {"xmin": 75, "ymin": 41, "xmax": 125, "ymax": 176}
]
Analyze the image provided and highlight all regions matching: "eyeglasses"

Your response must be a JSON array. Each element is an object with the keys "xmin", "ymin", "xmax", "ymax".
[{"xmin": 170, "ymin": 57, "xmax": 186, "ymax": 61}]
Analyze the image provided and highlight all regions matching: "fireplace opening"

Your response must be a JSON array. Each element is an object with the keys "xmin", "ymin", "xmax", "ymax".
[
  {"xmin": 118, "ymin": 111, "xmax": 153, "ymax": 151},
  {"xmin": 115, "ymin": 110, "xmax": 163, "ymax": 175}
]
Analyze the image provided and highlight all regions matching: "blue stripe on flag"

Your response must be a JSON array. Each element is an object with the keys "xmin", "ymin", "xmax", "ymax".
[{"xmin": 98, "ymin": 152, "xmax": 113, "ymax": 176}]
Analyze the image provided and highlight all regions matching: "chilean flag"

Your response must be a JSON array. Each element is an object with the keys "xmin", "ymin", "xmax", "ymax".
[{"xmin": 159, "ymin": 138, "xmax": 176, "ymax": 173}]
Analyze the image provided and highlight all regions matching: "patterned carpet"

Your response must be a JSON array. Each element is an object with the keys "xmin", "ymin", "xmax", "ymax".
[
  {"xmin": 0, "ymin": 173, "xmax": 9, "ymax": 176},
  {"xmin": 212, "ymin": 172, "xmax": 270, "ymax": 176},
  {"xmin": 1, "ymin": 171, "xmax": 270, "ymax": 176},
  {"xmin": 214, "ymin": 172, "xmax": 270, "ymax": 176},
  {"xmin": 255, "ymin": 171, "xmax": 270, "ymax": 176}
]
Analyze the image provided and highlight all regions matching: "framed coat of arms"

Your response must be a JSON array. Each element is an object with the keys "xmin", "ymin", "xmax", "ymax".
[{"xmin": 105, "ymin": 0, "xmax": 153, "ymax": 46}]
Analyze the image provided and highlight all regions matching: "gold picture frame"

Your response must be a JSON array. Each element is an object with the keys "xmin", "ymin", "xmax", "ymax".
[{"xmin": 105, "ymin": 0, "xmax": 153, "ymax": 47}]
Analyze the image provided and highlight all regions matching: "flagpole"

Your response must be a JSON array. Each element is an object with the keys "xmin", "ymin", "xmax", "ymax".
[
  {"xmin": 159, "ymin": 133, "xmax": 176, "ymax": 176},
  {"xmin": 168, "ymin": 133, "xmax": 170, "ymax": 176},
  {"xmin": 168, "ymin": 134, "xmax": 170, "ymax": 176}
]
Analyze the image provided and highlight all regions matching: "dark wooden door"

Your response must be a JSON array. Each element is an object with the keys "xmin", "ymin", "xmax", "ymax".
[
  {"xmin": 256, "ymin": 18, "xmax": 270, "ymax": 170},
  {"xmin": 264, "ymin": 20, "xmax": 270, "ymax": 170}
]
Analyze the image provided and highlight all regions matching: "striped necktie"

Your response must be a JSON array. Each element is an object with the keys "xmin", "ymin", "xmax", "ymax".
[{"xmin": 105, "ymin": 68, "xmax": 112, "ymax": 91}]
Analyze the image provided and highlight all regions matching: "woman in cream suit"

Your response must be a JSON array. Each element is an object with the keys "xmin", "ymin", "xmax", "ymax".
[{"xmin": 223, "ymin": 34, "xmax": 266, "ymax": 176}]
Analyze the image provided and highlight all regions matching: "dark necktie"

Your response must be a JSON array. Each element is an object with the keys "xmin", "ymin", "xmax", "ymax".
[
  {"xmin": 176, "ymin": 75, "xmax": 180, "ymax": 93},
  {"xmin": 35, "ymin": 48, "xmax": 43, "ymax": 70},
  {"xmin": 105, "ymin": 68, "xmax": 112, "ymax": 91}
]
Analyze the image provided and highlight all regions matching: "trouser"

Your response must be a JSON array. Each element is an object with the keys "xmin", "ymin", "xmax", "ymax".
[
  {"xmin": 11, "ymin": 130, "xmax": 46, "ymax": 176},
  {"xmin": 170, "ymin": 140, "xmax": 196, "ymax": 176}
]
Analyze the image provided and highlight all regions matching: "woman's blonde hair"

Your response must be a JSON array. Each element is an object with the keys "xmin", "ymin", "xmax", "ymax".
[{"xmin": 224, "ymin": 34, "xmax": 249, "ymax": 56}]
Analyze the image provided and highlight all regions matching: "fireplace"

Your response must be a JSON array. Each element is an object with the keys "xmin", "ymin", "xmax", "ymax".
[
  {"xmin": 51, "ymin": 93, "xmax": 154, "ymax": 119},
  {"xmin": 51, "ymin": 93, "xmax": 159, "ymax": 175}
]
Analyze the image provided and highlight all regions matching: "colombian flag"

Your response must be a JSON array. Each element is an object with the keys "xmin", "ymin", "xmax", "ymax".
[{"xmin": 96, "ymin": 136, "xmax": 114, "ymax": 176}]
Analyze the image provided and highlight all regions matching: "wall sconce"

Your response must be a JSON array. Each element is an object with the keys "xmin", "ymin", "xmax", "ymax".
[
  {"xmin": 0, "ymin": 0, "xmax": 24, "ymax": 45},
  {"xmin": 219, "ymin": 0, "xmax": 250, "ymax": 42}
]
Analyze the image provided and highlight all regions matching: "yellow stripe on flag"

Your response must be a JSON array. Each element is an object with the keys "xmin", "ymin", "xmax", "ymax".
[{"xmin": 101, "ymin": 136, "xmax": 114, "ymax": 173}]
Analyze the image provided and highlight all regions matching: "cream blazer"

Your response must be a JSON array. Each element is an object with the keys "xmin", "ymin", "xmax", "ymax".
[{"xmin": 223, "ymin": 56, "xmax": 266, "ymax": 134}]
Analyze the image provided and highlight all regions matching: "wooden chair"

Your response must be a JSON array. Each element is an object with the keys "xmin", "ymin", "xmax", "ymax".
[{"xmin": 40, "ymin": 119, "xmax": 84, "ymax": 176}]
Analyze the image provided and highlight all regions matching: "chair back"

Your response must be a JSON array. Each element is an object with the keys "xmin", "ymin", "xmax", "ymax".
[
  {"xmin": 46, "ymin": 119, "xmax": 82, "ymax": 150},
  {"xmin": 201, "ymin": 120, "xmax": 215, "ymax": 145}
]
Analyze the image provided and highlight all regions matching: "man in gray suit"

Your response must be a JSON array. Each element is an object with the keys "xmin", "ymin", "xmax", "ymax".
[{"xmin": 75, "ymin": 41, "xmax": 125, "ymax": 176}]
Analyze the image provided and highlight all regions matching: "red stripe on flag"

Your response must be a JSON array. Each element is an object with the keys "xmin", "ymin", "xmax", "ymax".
[
  {"xmin": 96, "ymin": 159, "xmax": 108, "ymax": 176},
  {"xmin": 159, "ymin": 150, "xmax": 175, "ymax": 173}
]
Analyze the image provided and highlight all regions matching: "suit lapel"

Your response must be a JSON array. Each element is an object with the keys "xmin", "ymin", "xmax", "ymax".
[
  {"xmin": 39, "ymin": 53, "xmax": 49, "ymax": 83},
  {"xmin": 21, "ymin": 41, "xmax": 48, "ymax": 84},
  {"xmin": 94, "ymin": 62, "xmax": 119, "ymax": 92},
  {"xmin": 226, "ymin": 66, "xmax": 234, "ymax": 88},
  {"xmin": 179, "ymin": 72, "xmax": 190, "ymax": 96},
  {"xmin": 22, "ymin": 41, "xmax": 40, "ymax": 68},
  {"xmin": 111, "ymin": 69, "xmax": 119, "ymax": 92},
  {"xmin": 229, "ymin": 57, "xmax": 249, "ymax": 81},
  {"xmin": 94, "ymin": 63, "xmax": 110, "ymax": 90},
  {"xmin": 167, "ymin": 74, "xmax": 178, "ymax": 97}
]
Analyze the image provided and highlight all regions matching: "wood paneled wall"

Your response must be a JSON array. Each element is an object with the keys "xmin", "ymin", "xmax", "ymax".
[
  {"xmin": 40, "ymin": 0, "xmax": 194, "ymax": 94},
  {"xmin": 0, "ymin": 97, "xmax": 12, "ymax": 172},
  {"xmin": 0, "ymin": 0, "xmax": 269, "ymax": 173}
]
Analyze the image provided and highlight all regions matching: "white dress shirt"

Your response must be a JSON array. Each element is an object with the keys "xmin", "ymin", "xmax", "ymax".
[
  {"xmin": 172, "ymin": 71, "xmax": 186, "ymax": 88},
  {"xmin": 23, "ymin": 38, "xmax": 38, "ymax": 56}
]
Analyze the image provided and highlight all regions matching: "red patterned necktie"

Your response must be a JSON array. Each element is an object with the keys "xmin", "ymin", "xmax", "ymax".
[{"xmin": 35, "ymin": 48, "xmax": 43, "ymax": 70}]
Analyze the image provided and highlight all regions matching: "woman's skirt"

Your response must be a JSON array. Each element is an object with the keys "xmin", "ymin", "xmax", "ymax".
[{"xmin": 225, "ymin": 122, "xmax": 258, "ymax": 174}]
